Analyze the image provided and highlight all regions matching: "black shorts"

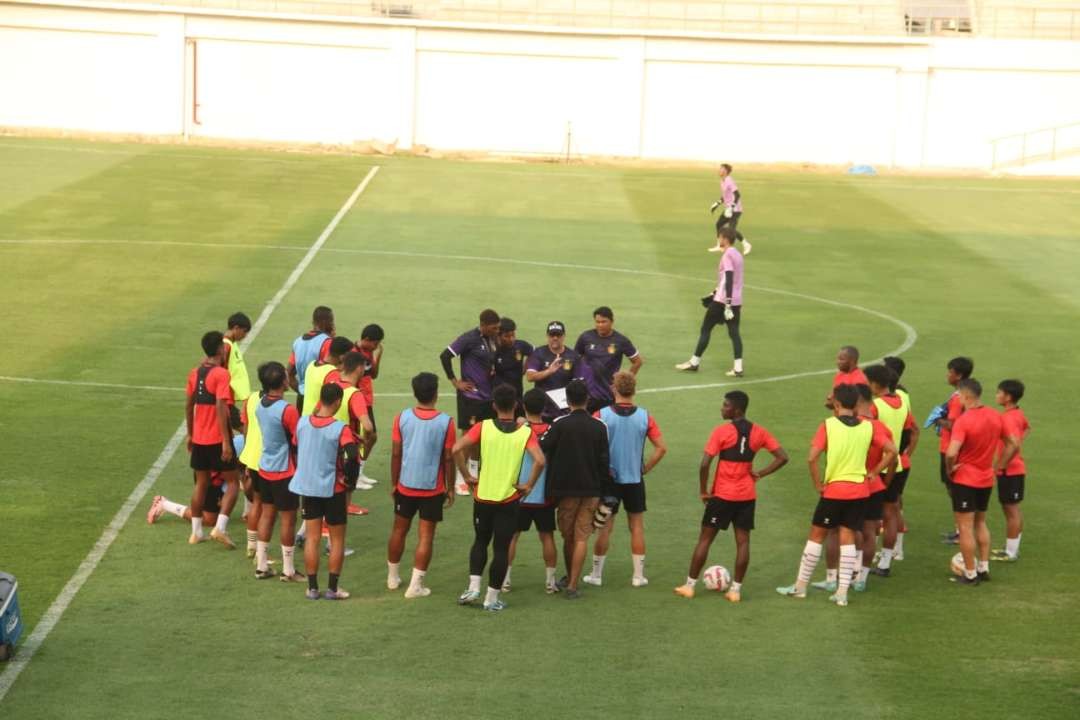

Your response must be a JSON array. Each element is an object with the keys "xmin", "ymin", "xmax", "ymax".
[
  {"xmin": 702, "ymin": 498, "xmax": 755, "ymax": 531},
  {"xmin": 715, "ymin": 210, "xmax": 742, "ymax": 234},
  {"xmin": 258, "ymin": 474, "xmax": 300, "ymax": 512},
  {"xmin": 609, "ymin": 482, "xmax": 646, "ymax": 514},
  {"xmin": 939, "ymin": 453, "xmax": 953, "ymax": 489},
  {"xmin": 516, "ymin": 504, "xmax": 556, "ymax": 533},
  {"xmin": 883, "ymin": 468, "xmax": 909, "ymax": 503},
  {"xmin": 301, "ymin": 492, "xmax": 348, "ymax": 526},
  {"xmin": 196, "ymin": 474, "xmax": 225, "ymax": 515},
  {"xmin": 997, "ymin": 474, "xmax": 1025, "ymax": 505},
  {"xmin": 812, "ymin": 497, "xmax": 866, "ymax": 531},
  {"xmin": 394, "ymin": 490, "xmax": 444, "ymax": 523},
  {"xmin": 951, "ymin": 484, "xmax": 992, "ymax": 514},
  {"xmin": 864, "ymin": 491, "xmax": 885, "ymax": 522},
  {"xmin": 456, "ymin": 394, "xmax": 494, "ymax": 430},
  {"xmin": 190, "ymin": 442, "xmax": 237, "ymax": 472}
]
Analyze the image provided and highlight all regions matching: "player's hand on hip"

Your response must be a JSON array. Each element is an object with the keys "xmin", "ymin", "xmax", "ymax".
[{"xmin": 453, "ymin": 379, "xmax": 476, "ymax": 393}]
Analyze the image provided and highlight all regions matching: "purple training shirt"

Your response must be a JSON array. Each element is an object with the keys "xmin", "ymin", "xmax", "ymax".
[{"xmin": 448, "ymin": 328, "xmax": 496, "ymax": 401}]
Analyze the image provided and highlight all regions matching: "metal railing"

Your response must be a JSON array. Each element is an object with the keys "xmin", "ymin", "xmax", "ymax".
[
  {"xmin": 991, "ymin": 120, "xmax": 1080, "ymax": 168},
  {"xmin": 17, "ymin": 0, "xmax": 1080, "ymax": 39}
]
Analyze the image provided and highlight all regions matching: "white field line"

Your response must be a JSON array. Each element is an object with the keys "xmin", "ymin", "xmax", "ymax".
[
  {"xmin": 0, "ymin": 246, "xmax": 917, "ymax": 397},
  {"xmin": 0, "ymin": 165, "xmax": 380, "ymax": 703}
]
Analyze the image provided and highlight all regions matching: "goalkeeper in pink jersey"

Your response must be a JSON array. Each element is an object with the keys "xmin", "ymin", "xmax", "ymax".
[{"xmin": 709, "ymin": 164, "xmax": 751, "ymax": 255}]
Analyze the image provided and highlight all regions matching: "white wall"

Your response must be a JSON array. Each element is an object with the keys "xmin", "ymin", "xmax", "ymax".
[{"xmin": 1, "ymin": 1, "xmax": 1079, "ymax": 171}]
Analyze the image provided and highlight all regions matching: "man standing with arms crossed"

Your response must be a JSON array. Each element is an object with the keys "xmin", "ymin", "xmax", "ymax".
[{"xmin": 676, "ymin": 227, "xmax": 745, "ymax": 377}]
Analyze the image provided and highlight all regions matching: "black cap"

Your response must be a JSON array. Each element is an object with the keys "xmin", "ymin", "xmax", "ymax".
[{"xmin": 546, "ymin": 321, "xmax": 565, "ymax": 336}]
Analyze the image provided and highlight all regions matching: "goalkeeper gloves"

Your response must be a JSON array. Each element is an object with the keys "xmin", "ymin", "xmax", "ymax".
[
  {"xmin": 723, "ymin": 205, "xmax": 734, "ymax": 219},
  {"xmin": 709, "ymin": 201, "xmax": 720, "ymax": 213},
  {"xmin": 724, "ymin": 305, "xmax": 735, "ymax": 321}
]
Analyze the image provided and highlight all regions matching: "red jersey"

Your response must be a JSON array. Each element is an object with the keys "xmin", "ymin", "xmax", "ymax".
[
  {"xmin": 862, "ymin": 418, "xmax": 894, "ymax": 494},
  {"xmin": 392, "ymin": 407, "xmax": 456, "ymax": 498},
  {"xmin": 186, "ymin": 363, "xmax": 233, "ymax": 445},
  {"xmin": 939, "ymin": 391, "xmax": 964, "ymax": 453},
  {"xmin": 465, "ymin": 419, "xmax": 539, "ymax": 504},
  {"xmin": 307, "ymin": 415, "xmax": 360, "ymax": 494},
  {"xmin": 354, "ymin": 345, "xmax": 377, "ymax": 406},
  {"xmin": 703, "ymin": 421, "xmax": 780, "ymax": 501},
  {"xmin": 950, "ymin": 405, "xmax": 1005, "ymax": 489},
  {"xmin": 241, "ymin": 394, "xmax": 299, "ymax": 480},
  {"xmin": 811, "ymin": 417, "xmax": 890, "ymax": 500},
  {"xmin": 833, "ymin": 368, "xmax": 868, "ymax": 388},
  {"xmin": 998, "ymin": 407, "xmax": 1029, "ymax": 476}
]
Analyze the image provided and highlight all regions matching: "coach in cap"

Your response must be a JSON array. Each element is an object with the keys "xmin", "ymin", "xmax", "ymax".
[{"xmin": 525, "ymin": 321, "xmax": 586, "ymax": 422}]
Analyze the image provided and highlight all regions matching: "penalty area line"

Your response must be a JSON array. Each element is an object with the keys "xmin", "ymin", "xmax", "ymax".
[{"xmin": 0, "ymin": 165, "xmax": 380, "ymax": 704}]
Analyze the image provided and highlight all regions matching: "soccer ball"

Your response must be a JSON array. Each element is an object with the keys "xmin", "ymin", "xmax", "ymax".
[
  {"xmin": 950, "ymin": 552, "xmax": 966, "ymax": 576},
  {"xmin": 702, "ymin": 565, "xmax": 731, "ymax": 592}
]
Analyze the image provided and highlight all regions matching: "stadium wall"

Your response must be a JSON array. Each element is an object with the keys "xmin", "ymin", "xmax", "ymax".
[{"xmin": 2, "ymin": 0, "xmax": 1080, "ymax": 172}]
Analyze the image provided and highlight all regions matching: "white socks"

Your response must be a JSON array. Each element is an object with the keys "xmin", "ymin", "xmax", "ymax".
[
  {"xmin": 895, "ymin": 532, "xmax": 905, "ymax": 555},
  {"xmin": 545, "ymin": 567, "xmax": 557, "ymax": 585},
  {"xmin": 837, "ymin": 545, "xmax": 857, "ymax": 598},
  {"xmin": 356, "ymin": 458, "xmax": 366, "ymax": 477},
  {"xmin": 214, "ymin": 514, "xmax": 229, "ymax": 533},
  {"xmin": 246, "ymin": 529, "xmax": 258, "ymax": 551},
  {"xmin": 826, "ymin": 568, "xmax": 838, "ymax": 583},
  {"xmin": 685, "ymin": 576, "xmax": 698, "ymax": 587},
  {"xmin": 878, "ymin": 548, "xmax": 894, "ymax": 570},
  {"xmin": 796, "ymin": 541, "xmax": 823, "ymax": 590},
  {"xmin": 591, "ymin": 554, "xmax": 606, "ymax": 579},
  {"xmin": 731, "ymin": 581, "xmax": 742, "ymax": 593},
  {"xmin": 256, "ymin": 541, "xmax": 269, "ymax": 572},
  {"xmin": 1006, "ymin": 535, "xmax": 1021, "ymax": 558},
  {"xmin": 387, "ymin": 562, "xmax": 402, "ymax": 588},
  {"xmin": 734, "ymin": 358, "xmax": 744, "ymax": 373},
  {"xmin": 977, "ymin": 560, "xmax": 989, "ymax": 573},
  {"xmin": 484, "ymin": 587, "xmax": 500, "ymax": 606},
  {"xmin": 631, "ymin": 554, "xmax": 645, "ymax": 580},
  {"xmin": 858, "ymin": 566, "xmax": 871, "ymax": 584},
  {"xmin": 689, "ymin": 355, "xmax": 701, "ymax": 367},
  {"xmin": 409, "ymin": 568, "xmax": 426, "ymax": 591},
  {"xmin": 162, "ymin": 499, "xmax": 186, "ymax": 517},
  {"xmin": 468, "ymin": 574, "xmax": 482, "ymax": 593},
  {"xmin": 191, "ymin": 517, "xmax": 203, "ymax": 537},
  {"xmin": 282, "ymin": 545, "xmax": 296, "ymax": 576}
]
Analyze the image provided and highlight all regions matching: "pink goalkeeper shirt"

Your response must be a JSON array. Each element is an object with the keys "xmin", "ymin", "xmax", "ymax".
[
  {"xmin": 712, "ymin": 247, "xmax": 744, "ymax": 306},
  {"xmin": 721, "ymin": 176, "xmax": 743, "ymax": 212}
]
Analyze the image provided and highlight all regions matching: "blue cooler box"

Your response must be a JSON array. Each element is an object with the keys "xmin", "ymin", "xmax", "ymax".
[{"xmin": 0, "ymin": 571, "xmax": 23, "ymax": 661}]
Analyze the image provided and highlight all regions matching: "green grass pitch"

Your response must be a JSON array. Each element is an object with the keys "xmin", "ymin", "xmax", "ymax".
[{"xmin": 1, "ymin": 138, "xmax": 1078, "ymax": 719}]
